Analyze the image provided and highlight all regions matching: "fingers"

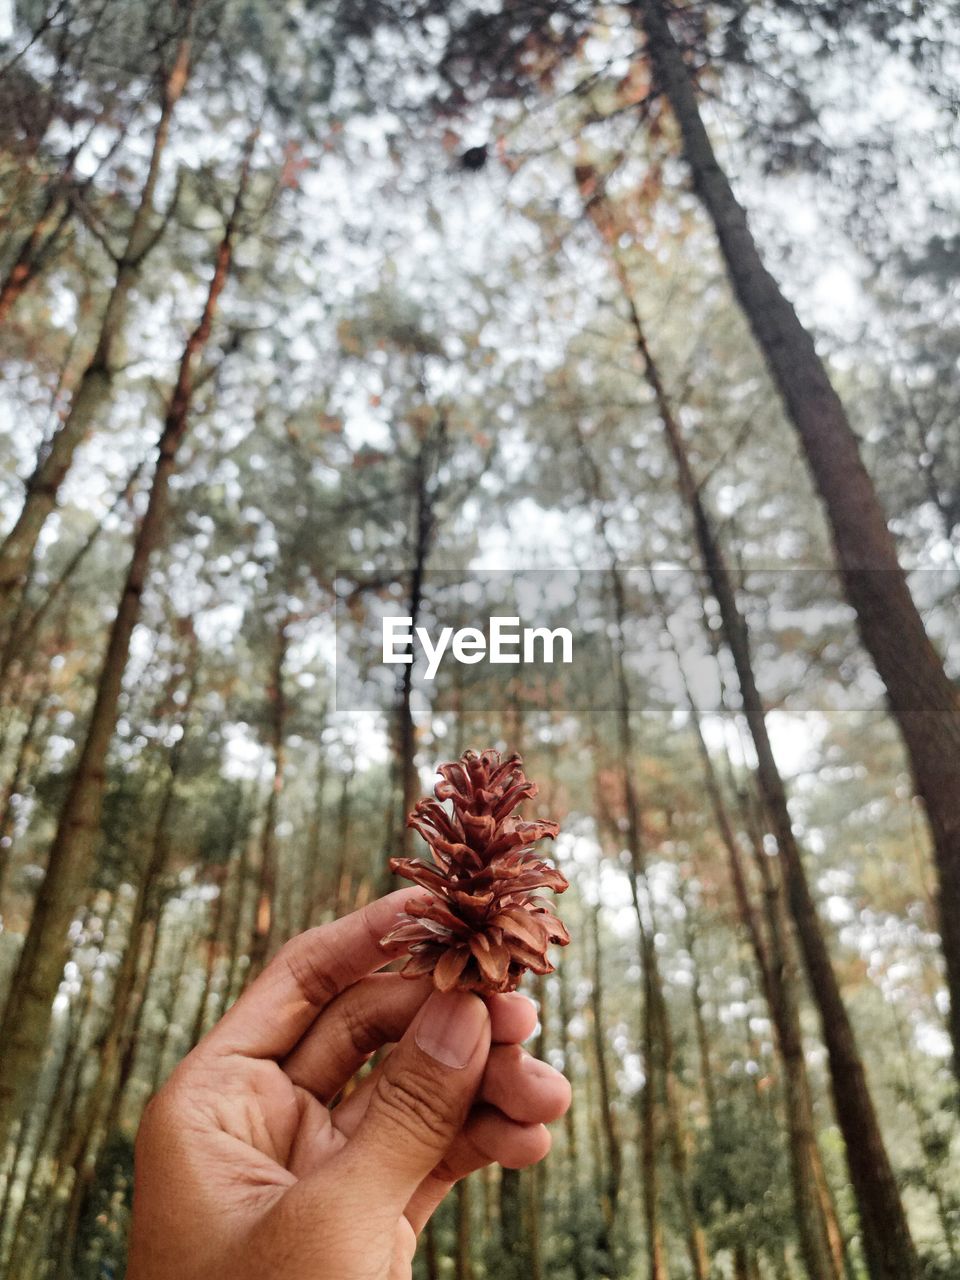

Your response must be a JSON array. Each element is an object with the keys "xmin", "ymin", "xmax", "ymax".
[
  {"xmin": 487, "ymin": 992, "xmax": 539, "ymax": 1044},
  {"xmin": 329, "ymin": 990, "xmax": 491, "ymax": 1211},
  {"xmin": 197, "ymin": 889, "xmax": 423, "ymax": 1061},
  {"xmin": 283, "ymin": 974, "xmax": 433, "ymax": 1103},
  {"xmin": 481, "ymin": 1044, "xmax": 572, "ymax": 1123},
  {"xmin": 283, "ymin": 981, "xmax": 539, "ymax": 1105},
  {"xmin": 404, "ymin": 1109, "xmax": 552, "ymax": 1233},
  {"xmin": 332, "ymin": 1040, "xmax": 569, "ymax": 1136}
]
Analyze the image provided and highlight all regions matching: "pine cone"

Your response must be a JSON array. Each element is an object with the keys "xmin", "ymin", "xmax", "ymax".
[{"xmin": 381, "ymin": 748, "xmax": 569, "ymax": 994}]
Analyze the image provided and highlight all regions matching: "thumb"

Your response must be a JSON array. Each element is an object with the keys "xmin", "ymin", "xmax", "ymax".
[{"xmin": 341, "ymin": 989, "xmax": 491, "ymax": 1207}]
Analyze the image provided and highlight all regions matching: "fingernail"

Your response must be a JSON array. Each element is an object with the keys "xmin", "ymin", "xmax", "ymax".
[{"xmin": 416, "ymin": 991, "xmax": 488, "ymax": 1069}]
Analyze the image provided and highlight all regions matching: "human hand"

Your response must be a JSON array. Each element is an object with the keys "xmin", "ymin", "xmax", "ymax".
[{"xmin": 127, "ymin": 889, "xmax": 571, "ymax": 1280}]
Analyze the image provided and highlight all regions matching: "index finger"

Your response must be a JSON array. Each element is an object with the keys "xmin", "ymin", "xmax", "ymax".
[{"xmin": 197, "ymin": 888, "xmax": 423, "ymax": 1061}]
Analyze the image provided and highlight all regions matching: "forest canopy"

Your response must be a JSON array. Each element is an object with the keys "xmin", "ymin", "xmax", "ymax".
[{"xmin": 0, "ymin": 1, "xmax": 958, "ymax": 1278}]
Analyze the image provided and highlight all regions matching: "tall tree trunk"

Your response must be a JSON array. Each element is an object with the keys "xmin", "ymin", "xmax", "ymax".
[
  {"xmin": 301, "ymin": 735, "xmax": 327, "ymax": 930},
  {"xmin": 191, "ymin": 803, "xmax": 248, "ymax": 1045},
  {"xmin": 455, "ymin": 1178, "xmax": 473, "ymax": 1280},
  {"xmin": 0, "ymin": 139, "xmax": 253, "ymax": 1145},
  {"xmin": 0, "ymin": 185, "xmax": 71, "ymax": 325},
  {"xmin": 625, "ymin": 297, "xmax": 918, "ymax": 1278},
  {"xmin": 249, "ymin": 617, "xmax": 289, "ymax": 977},
  {"xmin": 332, "ymin": 764, "xmax": 355, "ymax": 917},
  {"xmin": 499, "ymin": 1167, "xmax": 531, "ymax": 1280},
  {"xmin": 640, "ymin": 958, "xmax": 668, "ymax": 1280},
  {"xmin": 50, "ymin": 660, "xmax": 198, "ymax": 1275},
  {"xmin": 423, "ymin": 1216, "xmax": 441, "ymax": 1280},
  {"xmin": 650, "ymin": 569, "xmax": 844, "ymax": 1280},
  {"xmin": 0, "ymin": 457, "xmax": 145, "ymax": 698},
  {"xmin": 637, "ymin": 0, "xmax": 960, "ymax": 1093},
  {"xmin": 384, "ymin": 412, "xmax": 448, "ymax": 887},
  {"xmin": 558, "ymin": 953, "xmax": 588, "ymax": 1280},
  {"xmin": 652, "ymin": 940, "xmax": 709, "ymax": 1280},
  {"xmin": 0, "ymin": 12, "xmax": 194, "ymax": 623},
  {"xmin": 588, "ymin": 905, "xmax": 622, "ymax": 1258},
  {"xmin": 0, "ymin": 675, "xmax": 50, "ymax": 903},
  {"xmin": 577, "ymin": 426, "xmax": 701, "ymax": 1280}
]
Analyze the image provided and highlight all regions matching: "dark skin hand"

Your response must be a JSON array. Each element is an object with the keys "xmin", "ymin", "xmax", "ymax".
[{"xmin": 127, "ymin": 889, "xmax": 571, "ymax": 1280}]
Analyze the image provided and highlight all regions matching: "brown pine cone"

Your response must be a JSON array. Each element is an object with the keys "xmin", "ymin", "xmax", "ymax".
[{"xmin": 381, "ymin": 748, "xmax": 569, "ymax": 994}]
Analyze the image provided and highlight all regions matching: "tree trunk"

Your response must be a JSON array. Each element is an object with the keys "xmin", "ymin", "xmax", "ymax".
[
  {"xmin": 0, "ymin": 17, "xmax": 194, "ymax": 623},
  {"xmin": 499, "ymin": 1167, "xmax": 532, "ymax": 1280},
  {"xmin": 640, "ymin": 958, "xmax": 668, "ymax": 1280},
  {"xmin": 0, "ymin": 457, "xmax": 145, "ymax": 698},
  {"xmin": 0, "ymin": 186, "xmax": 71, "ymax": 326},
  {"xmin": 651, "ymin": 569, "xmax": 844, "ymax": 1280},
  {"xmin": 455, "ymin": 1178, "xmax": 473, "ymax": 1280},
  {"xmin": 301, "ymin": 737, "xmax": 328, "ymax": 930},
  {"xmin": 0, "ymin": 676, "xmax": 49, "ymax": 903},
  {"xmin": 589, "ymin": 906, "xmax": 622, "ymax": 1247},
  {"xmin": 384, "ymin": 413, "xmax": 448, "ymax": 887},
  {"xmin": 576, "ymin": 425, "xmax": 698, "ymax": 1280},
  {"xmin": 625, "ymin": 295, "xmax": 918, "ymax": 1277},
  {"xmin": 653, "ymin": 948, "xmax": 710, "ymax": 1280},
  {"xmin": 249, "ymin": 618, "xmax": 289, "ymax": 977},
  {"xmin": 558, "ymin": 954, "xmax": 588, "ymax": 1280},
  {"xmin": 0, "ymin": 139, "xmax": 252, "ymax": 1145},
  {"xmin": 190, "ymin": 804, "xmax": 248, "ymax": 1046},
  {"xmin": 52, "ymin": 663, "xmax": 198, "ymax": 1274},
  {"xmin": 637, "ymin": 0, "xmax": 960, "ymax": 1095},
  {"xmin": 332, "ymin": 764, "xmax": 355, "ymax": 917}
]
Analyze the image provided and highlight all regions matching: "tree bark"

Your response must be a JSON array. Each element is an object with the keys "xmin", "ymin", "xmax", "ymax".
[
  {"xmin": 625, "ymin": 294, "xmax": 918, "ymax": 1277},
  {"xmin": 589, "ymin": 905, "xmax": 623, "ymax": 1248},
  {"xmin": 455, "ymin": 1178, "xmax": 473, "ymax": 1280},
  {"xmin": 0, "ymin": 14, "xmax": 194, "ymax": 624},
  {"xmin": 0, "ymin": 457, "xmax": 145, "ymax": 698},
  {"xmin": 0, "ymin": 137, "xmax": 253, "ymax": 1145},
  {"xmin": 0, "ymin": 676, "xmax": 49, "ymax": 902},
  {"xmin": 0, "ymin": 185, "xmax": 71, "ymax": 326},
  {"xmin": 249, "ymin": 617, "xmax": 289, "ymax": 977},
  {"xmin": 650, "ymin": 568, "xmax": 844, "ymax": 1280},
  {"xmin": 577, "ymin": 424, "xmax": 702, "ymax": 1280},
  {"xmin": 637, "ymin": 0, "xmax": 960, "ymax": 1094}
]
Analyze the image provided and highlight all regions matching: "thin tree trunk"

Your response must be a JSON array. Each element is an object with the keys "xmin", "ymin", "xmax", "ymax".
[
  {"xmin": 332, "ymin": 764, "xmax": 355, "ymax": 916},
  {"xmin": 301, "ymin": 735, "xmax": 327, "ymax": 930},
  {"xmin": 558, "ymin": 953, "xmax": 588, "ymax": 1280},
  {"xmin": 423, "ymin": 1216, "xmax": 441, "ymax": 1280},
  {"xmin": 624, "ymin": 297, "xmax": 917, "ymax": 1277},
  {"xmin": 640, "ymin": 957, "xmax": 668, "ymax": 1280},
  {"xmin": 384, "ymin": 414, "xmax": 449, "ymax": 887},
  {"xmin": 190, "ymin": 802, "xmax": 248, "ymax": 1046},
  {"xmin": 249, "ymin": 617, "xmax": 289, "ymax": 977},
  {"xmin": 0, "ymin": 676, "xmax": 49, "ymax": 902},
  {"xmin": 650, "ymin": 568, "xmax": 844, "ymax": 1280},
  {"xmin": 0, "ymin": 13, "xmax": 194, "ymax": 621},
  {"xmin": 51, "ymin": 661, "xmax": 198, "ymax": 1274},
  {"xmin": 455, "ymin": 1178, "xmax": 473, "ymax": 1280},
  {"xmin": 589, "ymin": 905, "xmax": 622, "ymax": 1246},
  {"xmin": 0, "ymin": 457, "xmax": 146, "ymax": 697},
  {"xmin": 576, "ymin": 427, "xmax": 698, "ymax": 1280},
  {"xmin": 637, "ymin": 0, "xmax": 960, "ymax": 1101},
  {"xmin": 653, "ymin": 946, "xmax": 709, "ymax": 1280},
  {"xmin": 223, "ymin": 828, "xmax": 253, "ymax": 1009},
  {"xmin": 0, "ymin": 187, "xmax": 70, "ymax": 325},
  {"xmin": 0, "ymin": 137, "xmax": 253, "ymax": 1145},
  {"xmin": 499, "ymin": 1166, "xmax": 530, "ymax": 1280}
]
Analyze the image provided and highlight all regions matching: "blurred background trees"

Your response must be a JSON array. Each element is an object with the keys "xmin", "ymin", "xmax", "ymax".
[{"xmin": 0, "ymin": 1, "xmax": 957, "ymax": 1277}]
